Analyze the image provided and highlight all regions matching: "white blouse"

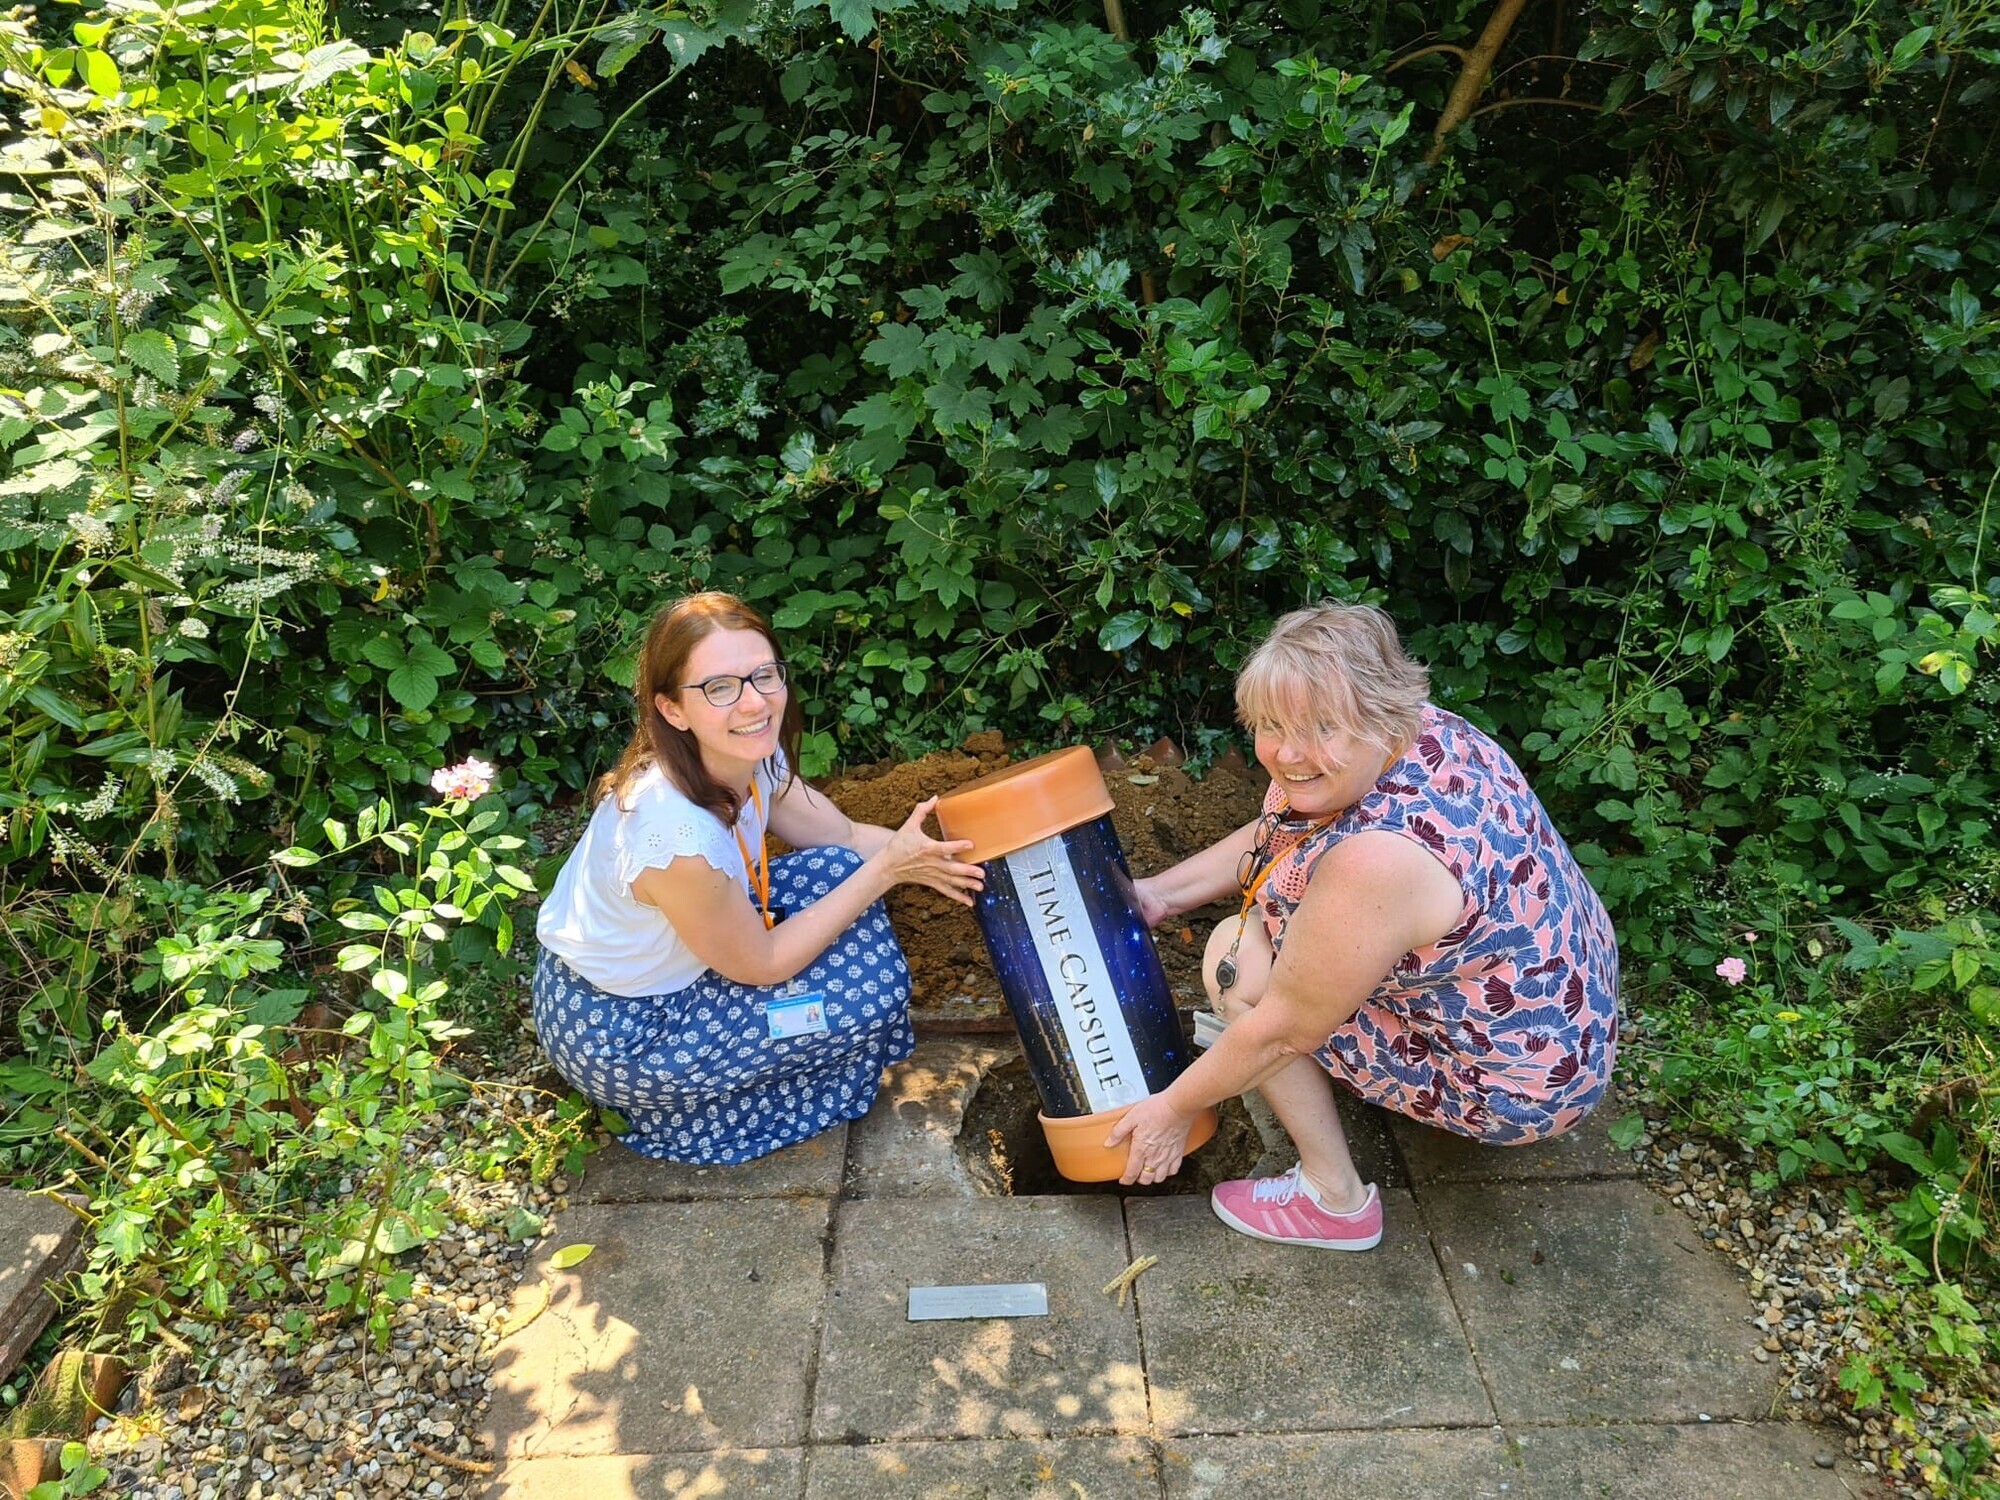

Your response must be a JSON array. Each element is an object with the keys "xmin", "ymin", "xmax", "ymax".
[{"xmin": 536, "ymin": 758, "xmax": 781, "ymax": 997}]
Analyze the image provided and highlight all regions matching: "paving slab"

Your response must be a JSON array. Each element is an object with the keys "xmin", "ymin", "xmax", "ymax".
[
  {"xmin": 1158, "ymin": 1429, "xmax": 1523, "ymax": 1498},
  {"xmin": 804, "ymin": 1437, "xmax": 1158, "ymax": 1498},
  {"xmin": 1423, "ymin": 1178, "xmax": 1774, "ymax": 1424},
  {"xmin": 574, "ymin": 1127, "xmax": 848, "ymax": 1205},
  {"xmin": 812, "ymin": 1197, "xmax": 1145, "ymax": 1443},
  {"xmin": 844, "ymin": 1038, "xmax": 1020, "ymax": 1197},
  {"xmin": 0, "ymin": 1189, "xmax": 83, "ymax": 1379},
  {"xmin": 485, "ymin": 1448, "xmax": 804, "ymax": 1499},
  {"xmin": 482, "ymin": 1199, "xmax": 830, "ymax": 1459},
  {"xmin": 1391, "ymin": 1095, "xmax": 1637, "ymax": 1187},
  {"xmin": 1511, "ymin": 1420, "xmax": 1855, "ymax": 1498},
  {"xmin": 1125, "ymin": 1191, "xmax": 1490, "ymax": 1435}
]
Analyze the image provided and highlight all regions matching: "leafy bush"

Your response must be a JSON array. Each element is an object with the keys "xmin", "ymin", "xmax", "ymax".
[
  {"xmin": 5, "ymin": 0, "xmax": 1994, "ymax": 975},
  {"xmin": 58, "ymin": 777, "xmax": 544, "ymax": 1343}
]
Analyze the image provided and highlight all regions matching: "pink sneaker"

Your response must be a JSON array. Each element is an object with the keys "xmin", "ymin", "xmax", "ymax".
[{"xmin": 1210, "ymin": 1165, "xmax": 1383, "ymax": 1250}]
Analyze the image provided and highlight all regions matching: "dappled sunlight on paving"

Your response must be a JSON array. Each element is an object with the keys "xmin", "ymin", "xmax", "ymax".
[
  {"xmin": 812, "ymin": 1196, "xmax": 1145, "ymax": 1441},
  {"xmin": 500, "ymin": 1275, "xmax": 645, "ymax": 1458},
  {"xmin": 482, "ymin": 1200, "xmax": 828, "ymax": 1459},
  {"xmin": 910, "ymin": 1323, "xmax": 1145, "ymax": 1438},
  {"xmin": 488, "ymin": 1446, "xmax": 801, "ymax": 1499},
  {"xmin": 482, "ymin": 1044, "xmax": 1860, "ymax": 1497},
  {"xmin": 1090, "ymin": 1360, "xmax": 1154, "ymax": 1433},
  {"xmin": 1142, "ymin": 1371, "xmax": 1198, "ymax": 1434},
  {"xmin": 645, "ymin": 1447, "xmax": 779, "ymax": 1500},
  {"xmin": 802, "ymin": 1437, "xmax": 1161, "ymax": 1499}
]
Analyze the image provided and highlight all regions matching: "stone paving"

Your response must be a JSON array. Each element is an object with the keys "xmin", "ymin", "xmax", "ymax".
[
  {"xmin": 0, "ymin": 1187, "xmax": 82, "ymax": 1379},
  {"xmin": 482, "ymin": 1039, "xmax": 1867, "ymax": 1499}
]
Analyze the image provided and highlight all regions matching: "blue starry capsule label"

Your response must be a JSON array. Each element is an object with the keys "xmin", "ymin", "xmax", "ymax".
[{"xmin": 1001, "ymin": 834, "xmax": 1149, "ymax": 1113}]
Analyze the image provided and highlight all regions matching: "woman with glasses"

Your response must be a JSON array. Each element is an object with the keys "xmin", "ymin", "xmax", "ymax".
[
  {"xmin": 1107, "ymin": 603, "xmax": 1619, "ymax": 1249},
  {"xmin": 534, "ymin": 591, "xmax": 984, "ymax": 1163}
]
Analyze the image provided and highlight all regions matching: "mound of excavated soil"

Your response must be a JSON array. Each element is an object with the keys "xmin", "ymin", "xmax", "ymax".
[{"xmin": 819, "ymin": 732, "xmax": 1267, "ymax": 1029}]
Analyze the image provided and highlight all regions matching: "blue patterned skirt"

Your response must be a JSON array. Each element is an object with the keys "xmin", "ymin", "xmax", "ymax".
[{"xmin": 531, "ymin": 845, "xmax": 914, "ymax": 1164}]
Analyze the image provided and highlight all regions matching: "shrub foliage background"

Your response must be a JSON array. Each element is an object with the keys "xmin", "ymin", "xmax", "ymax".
[{"xmin": 1, "ymin": 0, "xmax": 1997, "ymax": 1477}]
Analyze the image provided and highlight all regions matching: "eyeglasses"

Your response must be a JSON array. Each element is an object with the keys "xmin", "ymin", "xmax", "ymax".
[
  {"xmin": 1235, "ymin": 811, "xmax": 1284, "ymax": 893},
  {"xmin": 678, "ymin": 660, "xmax": 788, "ymax": 708}
]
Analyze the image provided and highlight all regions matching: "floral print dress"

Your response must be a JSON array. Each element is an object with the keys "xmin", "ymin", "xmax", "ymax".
[{"xmin": 1260, "ymin": 705, "xmax": 1620, "ymax": 1143}]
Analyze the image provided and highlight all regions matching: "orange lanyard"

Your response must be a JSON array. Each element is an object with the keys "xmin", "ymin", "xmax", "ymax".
[
  {"xmin": 1236, "ymin": 816, "xmax": 1334, "ymax": 921},
  {"xmin": 732, "ymin": 781, "xmax": 774, "ymax": 929},
  {"xmin": 1216, "ymin": 812, "xmax": 1333, "ymax": 993}
]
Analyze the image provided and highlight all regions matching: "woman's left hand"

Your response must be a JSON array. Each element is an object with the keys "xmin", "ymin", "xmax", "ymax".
[
  {"xmin": 1106, "ymin": 1092, "xmax": 1197, "ymax": 1186},
  {"xmin": 1131, "ymin": 875, "xmax": 1173, "ymax": 930},
  {"xmin": 877, "ymin": 796, "xmax": 985, "ymax": 906}
]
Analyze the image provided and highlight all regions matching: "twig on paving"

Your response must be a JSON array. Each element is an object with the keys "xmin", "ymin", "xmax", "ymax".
[{"xmin": 1101, "ymin": 1255, "xmax": 1158, "ymax": 1307}]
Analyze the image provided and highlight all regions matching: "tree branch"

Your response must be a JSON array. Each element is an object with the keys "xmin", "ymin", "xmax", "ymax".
[
  {"xmin": 1386, "ymin": 42, "xmax": 1468, "ymax": 73},
  {"xmin": 1467, "ymin": 94, "xmax": 1607, "ymax": 122},
  {"xmin": 1425, "ymin": 0, "xmax": 1533, "ymax": 165},
  {"xmin": 1490, "ymin": 52, "xmax": 1621, "ymax": 86}
]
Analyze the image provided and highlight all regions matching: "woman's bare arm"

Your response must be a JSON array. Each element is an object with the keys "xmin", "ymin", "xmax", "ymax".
[
  {"xmin": 1131, "ymin": 815, "xmax": 1262, "ymax": 927},
  {"xmin": 631, "ymin": 797, "xmax": 981, "ymax": 987},
  {"xmin": 767, "ymin": 775, "xmax": 892, "ymax": 856}
]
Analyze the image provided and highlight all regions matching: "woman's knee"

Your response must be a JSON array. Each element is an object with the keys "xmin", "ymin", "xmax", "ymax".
[
  {"xmin": 1201, "ymin": 917, "xmax": 1274, "ymax": 1017},
  {"xmin": 1212, "ymin": 986, "xmax": 1262, "ymax": 1025},
  {"xmin": 772, "ymin": 845, "xmax": 868, "ymax": 910}
]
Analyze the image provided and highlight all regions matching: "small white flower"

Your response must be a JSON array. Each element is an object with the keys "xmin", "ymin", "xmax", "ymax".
[
  {"xmin": 187, "ymin": 755, "xmax": 241, "ymax": 804},
  {"xmin": 430, "ymin": 757, "xmax": 496, "ymax": 800},
  {"xmin": 74, "ymin": 775, "xmax": 124, "ymax": 819}
]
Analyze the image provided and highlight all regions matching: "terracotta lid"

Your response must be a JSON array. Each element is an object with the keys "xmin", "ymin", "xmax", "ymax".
[
  {"xmin": 935, "ymin": 745, "xmax": 1113, "ymax": 863},
  {"xmin": 1038, "ymin": 1101, "xmax": 1219, "ymax": 1182}
]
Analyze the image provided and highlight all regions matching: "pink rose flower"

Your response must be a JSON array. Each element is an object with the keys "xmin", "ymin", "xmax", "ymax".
[
  {"xmin": 1715, "ymin": 956, "xmax": 1748, "ymax": 985},
  {"xmin": 430, "ymin": 756, "xmax": 495, "ymax": 801}
]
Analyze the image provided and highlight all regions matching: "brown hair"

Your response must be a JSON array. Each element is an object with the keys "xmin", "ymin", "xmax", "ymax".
[
  {"xmin": 1235, "ymin": 603, "xmax": 1430, "ymax": 762},
  {"xmin": 596, "ymin": 592, "xmax": 802, "ymax": 826}
]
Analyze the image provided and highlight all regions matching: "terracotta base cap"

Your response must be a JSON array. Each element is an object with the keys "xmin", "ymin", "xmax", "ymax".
[{"xmin": 1037, "ymin": 1100, "xmax": 1219, "ymax": 1183}]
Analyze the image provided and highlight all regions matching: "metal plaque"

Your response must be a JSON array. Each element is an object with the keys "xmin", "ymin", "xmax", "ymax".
[{"xmin": 907, "ymin": 1282, "xmax": 1050, "ymax": 1321}]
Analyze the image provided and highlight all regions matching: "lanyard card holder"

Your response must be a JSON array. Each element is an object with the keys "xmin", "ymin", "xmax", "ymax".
[{"xmin": 766, "ymin": 980, "xmax": 828, "ymax": 1040}]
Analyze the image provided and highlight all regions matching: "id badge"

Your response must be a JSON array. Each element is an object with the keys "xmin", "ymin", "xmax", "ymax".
[{"xmin": 766, "ymin": 991, "xmax": 829, "ymax": 1040}]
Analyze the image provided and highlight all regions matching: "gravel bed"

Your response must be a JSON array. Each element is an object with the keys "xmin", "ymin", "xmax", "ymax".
[
  {"xmin": 88, "ymin": 1045, "xmax": 575, "ymax": 1500},
  {"xmin": 1621, "ymin": 1066, "xmax": 1999, "ymax": 1497}
]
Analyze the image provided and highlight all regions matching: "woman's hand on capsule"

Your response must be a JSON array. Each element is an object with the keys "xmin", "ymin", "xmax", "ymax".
[{"xmin": 882, "ymin": 796, "xmax": 985, "ymax": 905}]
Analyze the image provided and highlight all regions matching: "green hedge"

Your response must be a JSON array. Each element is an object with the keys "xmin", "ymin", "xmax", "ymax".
[{"xmin": 1, "ymin": 0, "xmax": 1995, "ymax": 1019}]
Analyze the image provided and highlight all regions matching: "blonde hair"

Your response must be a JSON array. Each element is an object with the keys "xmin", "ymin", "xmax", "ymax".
[{"xmin": 1235, "ymin": 603, "xmax": 1430, "ymax": 758}]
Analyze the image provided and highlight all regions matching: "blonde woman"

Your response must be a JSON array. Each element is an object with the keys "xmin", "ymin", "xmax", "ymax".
[{"xmin": 1110, "ymin": 604, "xmax": 1620, "ymax": 1248}]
